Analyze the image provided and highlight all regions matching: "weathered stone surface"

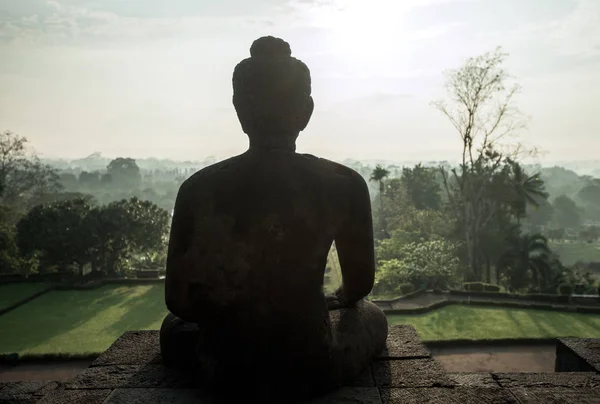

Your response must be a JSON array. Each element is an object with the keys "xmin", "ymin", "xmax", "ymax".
[
  {"xmin": 556, "ymin": 338, "xmax": 600, "ymax": 373},
  {"xmin": 91, "ymin": 330, "xmax": 161, "ymax": 367},
  {"xmin": 104, "ymin": 388, "xmax": 214, "ymax": 404},
  {"xmin": 64, "ymin": 364, "xmax": 195, "ymax": 389},
  {"xmin": 36, "ymin": 389, "xmax": 112, "ymax": 404},
  {"xmin": 493, "ymin": 372, "xmax": 596, "ymax": 388},
  {"xmin": 348, "ymin": 366, "xmax": 375, "ymax": 387},
  {"xmin": 308, "ymin": 387, "xmax": 382, "ymax": 404},
  {"xmin": 0, "ymin": 397, "xmax": 37, "ymax": 404},
  {"xmin": 587, "ymin": 375, "xmax": 600, "ymax": 388},
  {"xmin": 447, "ymin": 373, "xmax": 499, "ymax": 388},
  {"xmin": 0, "ymin": 381, "xmax": 60, "ymax": 404},
  {"xmin": 510, "ymin": 387, "xmax": 600, "ymax": 403},
  {"xmin": 371, "ymin": 358, "xmax": 453, "ymax": 388},
  {"xmin": 377, "ymin": 325, "xmax": 430, "ymax": 360},
  {"xmin": 379, "ymin": 388, "xmax": 518, "ymax": 404}
]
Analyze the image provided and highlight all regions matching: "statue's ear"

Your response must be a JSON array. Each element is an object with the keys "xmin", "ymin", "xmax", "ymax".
[{"xmin": 298, "ymin": 96, "xmax": 314, "ymax": 131}]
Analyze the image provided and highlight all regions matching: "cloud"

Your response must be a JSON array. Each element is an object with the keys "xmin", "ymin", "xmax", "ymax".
[
  {"xmin": 506, "ymin": 0, "xmax": 600, "ymax": 59},
  {"xmin": 0, "ymin": 0, "xmax": 287, "ymax": 46}
]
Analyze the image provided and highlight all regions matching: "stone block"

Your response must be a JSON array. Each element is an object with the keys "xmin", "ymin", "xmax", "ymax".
[
  {"xmin": 64, "ymin": 364, "xmax": 195, "ymax": 390},
  {"xmin": 377, "ymin": 325, "xmax": 430, "ymax": 360},
  {"xmin": 91, "ymin": 330, "xmax": 161, "ymax": 367},
  {"xmin": 307, "ymin": 387, "xmax": 382, "ymax": 404},
  {"xmin": 447, "ymin": 373, "xmax": 499, "ymax": 387},
  {"xmin": 104, "ymin": 388, "xmax": 214, "ymax": 404},
  {"xmin": 379, "ymin": 388, "xmax": 518, "ymax": 404},
  {"xmin": 371, "ymin": 358, "xmax": 453, "ymax": 388},
  {"xmin": 493, "ymin": 372, "xmax": 596, "ymax": 388},
  {"xmin": 510, "ymin": 387, "xmax": 600, "ymax": 404},
  {"xmin": 555, "ymin": 338, "xmax": 600, "ymax": 373},
  {"xmin": 0, "ymin": 381, "xmax": 60, "ymax": 404},
  {"xmin": 36, "ymin": 389, "xmax": 112, "ymax": 404}
]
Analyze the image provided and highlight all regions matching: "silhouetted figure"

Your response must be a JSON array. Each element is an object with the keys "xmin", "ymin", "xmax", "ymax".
[{"xmin": 160, "ymin": 36, "xmax": 388, "ymax": 402}]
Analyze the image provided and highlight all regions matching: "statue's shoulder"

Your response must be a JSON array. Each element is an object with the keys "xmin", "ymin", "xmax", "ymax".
[
  {"xmin": 177, "ymin": 155, "xmax": 244, "ymax": 195},
  {"xmin": 299, "ymin": 154, "xmax": 366, "ymax": 186}
]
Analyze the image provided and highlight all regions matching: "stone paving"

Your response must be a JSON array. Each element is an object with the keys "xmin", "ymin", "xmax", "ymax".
[{"xmin": 1, "ymin": 327, "xmax": 599, "ymax": 403}]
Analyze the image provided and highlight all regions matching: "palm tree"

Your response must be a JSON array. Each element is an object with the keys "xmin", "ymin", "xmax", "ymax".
[
  {"xmin": 497, "ymin": 232, "xmax": 552, "ymax": 291},
  {"xmin": 370, "ymin": 165, "xmax": 390, "ymax": 238},
  {"xmin": 506, "ymin": 161, "xmax": 549, "ymax": 223}
]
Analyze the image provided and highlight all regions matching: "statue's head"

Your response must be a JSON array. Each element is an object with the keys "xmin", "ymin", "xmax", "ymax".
[{"xmin": 232, "ymin": 36, "xmax": 314, "ymax": 142}]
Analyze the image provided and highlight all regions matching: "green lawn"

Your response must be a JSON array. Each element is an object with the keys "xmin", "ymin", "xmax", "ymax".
[
  {"xmin": 388, "ymin": 305, "xmax": 600, "ymax": 341},
  {"xmin": 550, "ymin": 241, "xmax": 600, "ymax": 266},
  {"xmin": 0, "ymin": 284, "xmax": 168, "ymax": 355},
  {"xmin": 1, "ymin": 284, "xmax": 600, "ymax": 355},
  {"xmin": 0, "ymin": 283, "xmax": 50, "ymax": 311}
]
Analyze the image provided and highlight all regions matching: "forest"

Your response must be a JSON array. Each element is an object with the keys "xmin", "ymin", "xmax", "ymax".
[{"xmin": 1, "ymin": 48, "xmax": 599, "ymax": 299}]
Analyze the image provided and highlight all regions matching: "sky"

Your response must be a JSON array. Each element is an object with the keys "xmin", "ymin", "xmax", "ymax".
[{"xmin": 0, "ymin": 0, "xmax": 599, "ymax": 163}]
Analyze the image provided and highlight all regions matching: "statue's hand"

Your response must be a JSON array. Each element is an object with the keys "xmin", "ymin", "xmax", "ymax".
[{"xmin": 326, "ymin": 287, "xmax": 352, "ymax": 310}]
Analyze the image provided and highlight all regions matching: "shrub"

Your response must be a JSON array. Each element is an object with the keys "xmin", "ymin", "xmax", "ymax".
[
  {"xmin": 464, "ymin": 282, "xmax": 485, "ymax": 292},
  {"xmin": 558, "ymin": 284, "xmax": 573, "ymax": 296},
  {"xmin": 484, "ymin": 284, "xmax": 500, "ymax": 292},
  {"xmin": 399, "ymin": 283, "xmax": 415, "ymax": 295}
]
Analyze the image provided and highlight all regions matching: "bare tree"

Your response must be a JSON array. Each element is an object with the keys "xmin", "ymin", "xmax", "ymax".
[
  {"xmin": 431, "ymin": 47, "xmax": 529, "ymax": 281},
  {"xmin": 0, "ymin": 130, "xmax": 62, "ymax": 218}
]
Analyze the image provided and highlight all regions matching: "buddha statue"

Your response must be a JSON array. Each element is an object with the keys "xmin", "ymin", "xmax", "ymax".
[{"xmin": 160, "ymin": 36, "xmax": 388, "ymax": 402}]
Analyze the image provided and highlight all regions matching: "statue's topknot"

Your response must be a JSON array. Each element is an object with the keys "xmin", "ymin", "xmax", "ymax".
[{"xmin": 250, "ymin": 36, "xmax": 292, "ymax": 59}]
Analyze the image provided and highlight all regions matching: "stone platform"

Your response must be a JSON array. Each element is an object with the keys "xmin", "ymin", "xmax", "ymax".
[{"xmin": 2, "ymin": 327, "xmax": 600, "ymax": 403}]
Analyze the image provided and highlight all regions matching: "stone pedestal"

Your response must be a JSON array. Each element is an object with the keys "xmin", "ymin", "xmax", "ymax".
[
  {"xmin": 555, "ymin": 338, "xmax": 600, "ymax": 373},
  {"xmin": 3, "ymin": 328, "xmax": 600, "ymax": 403}
]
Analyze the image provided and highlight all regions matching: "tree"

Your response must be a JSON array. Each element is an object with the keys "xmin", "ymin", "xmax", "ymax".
[
  {"xmin": 16, "ymin": 198, "xmax": 93, "ymax": 275},
  {"xmin": 106, "ymin": 158, "xmax": 142, "ymax": 189},
  {"xmin": 0, "ymin": 222, "xmax": 21, "ymax": 274},
  {"xmin": 0, "ymin": 130, "xmax": 62, "ymax": 215},
  {"xmin": 370, "ymin": 165, "xmax": 390, "ymax": 239},
  {"xmin": 503, "ymin": 160, "xmax": 548, "ymax": 223},
  {"xmin": 374, "ymin": 238, "xmax": 462, "ymax": 294},
  {"xmin": 553, "ymin": 195, "xmax": 581, "ymax": 229},
  {"xmin": 432, "ymin": 47, "xmax": 528, "ymax": 281},
  {"xmin": 401, "ymin": 164, "xmax": 442, "ymax": 210},
  {"xmin": 497, "ymin": 232, "xmax": 552, "ymax": 291},
  {"xmin": 78, "ymin": 171, "xmax": 101, "ymax": 188},
  {"xmin": 85, "ymin": 197, "xmax": 170, "ymax": 275}
]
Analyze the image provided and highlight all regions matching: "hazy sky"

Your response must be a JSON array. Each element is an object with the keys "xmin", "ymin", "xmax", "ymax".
[{"xmin": 1, "ymin": 0, "xmax": 599, "ymax": 162}]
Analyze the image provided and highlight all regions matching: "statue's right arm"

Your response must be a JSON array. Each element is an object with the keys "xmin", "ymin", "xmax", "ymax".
[{"xmin": 165, "ymin": 182, "xmax": 196, "ymax": 321}]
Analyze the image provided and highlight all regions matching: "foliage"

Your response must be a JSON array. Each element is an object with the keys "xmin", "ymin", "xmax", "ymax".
[
  {"xmin": 106, "ymin": 158, "xmax": 142, "ymax": 189},
  {"xmin": 0, "ymin": 223, "xmax": 21, "ymax": 274},
  {"xmin": 0, "ymin": 130, "xmax": 62, "ymax": 218},
  {"xmin": 400, "ymin": 164, "xmax": 441, "ymax": 210},
  {"xmin": 375, "ymin": 238, "xmax": 462, "ymax": 294},
  {"xmin": 463, "ymin": 282, "xmax": 500, "ymax": 292},
  {"xmin": 399, "ymin": 283, "xmax": 415, "ymax": 295},
  {"xmin": 497, "ymin": 232, "xmax": 553, "ymax": 291},
  {"xmin": 370, "ymin": 165, "xmax": 390, "ymax": 239},
  {"xmin": 558, "ymin": 283, "xmax": 573, "ymax": 296},
  {"xmin": 84, "ymin": 197, "xmax": 170, "ymax": 275},
  {"xmin": 16, "ymin": 198, "xmax": 93, "ymax": 275},
  {"xmin": 553, "ymin": 195, "xmax": 581, "ymax": 229}
]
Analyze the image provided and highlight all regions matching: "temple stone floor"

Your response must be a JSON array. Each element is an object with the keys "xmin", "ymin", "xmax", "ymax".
[{"xmin": 1, "ymin": 326, "xmax": 599, "ymax": 403}]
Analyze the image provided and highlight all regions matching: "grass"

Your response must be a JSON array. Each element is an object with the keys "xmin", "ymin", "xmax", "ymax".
[
  {"xmin": 0, "ymin": 284, "xmax": 168, "ymax": 355},
  {"xmin": 1, "ymin": 284, "xmax": 600, "ymax": 355},
  {"xmin": 387, "ymin": 305, "xmax": 600, "ymax": 342},
  {"xmin": 550, "ymin": 241, "xmax": 600, "ymax": 266},
  {"xmin": 0, "ymin": 283, "xmax": 51, "ymax": 311}
]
